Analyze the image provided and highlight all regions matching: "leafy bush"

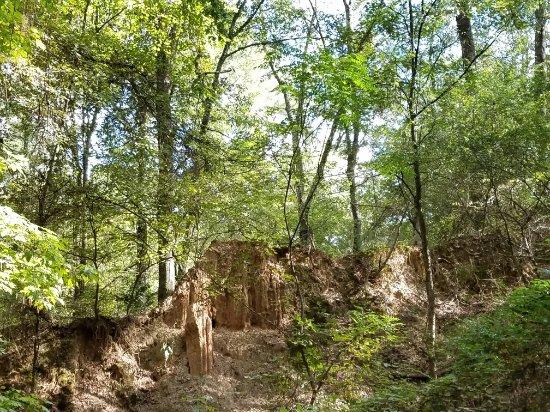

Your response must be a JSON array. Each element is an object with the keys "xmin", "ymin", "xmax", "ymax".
[
  {"xmin": 289, "ymin": 307, "xmax": 400, "ymax": 405},
  {"xmin": 357, "ymin": 280, "xmax": 550, "ymax": 411},
  {"xmin": 0, "ymin": 388, "xmax": 48, "ymax": 412},
  {"xmin": 0, "ymin": 206, "xmax": 71, "ymax": 310}
]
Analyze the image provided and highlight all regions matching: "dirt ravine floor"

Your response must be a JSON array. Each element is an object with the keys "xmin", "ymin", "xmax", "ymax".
[
  {"xmin": 2, "ymin": 236, "xmax": 541, "ymax": 411},
  {"xmin": 66, "ymin": 327, "xmax": 291, "ymax": 412},
  {"xmin": 131, "ymin": 327, "xmax": 289, "ymax": 412}
]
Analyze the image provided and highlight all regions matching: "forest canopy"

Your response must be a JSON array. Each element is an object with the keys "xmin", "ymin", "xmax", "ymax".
[{"xmin": 0, "ymin": 0, "xmax": 548, "ymax": 410}]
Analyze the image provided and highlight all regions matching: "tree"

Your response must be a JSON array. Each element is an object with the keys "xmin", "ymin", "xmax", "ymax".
[
  {"xmin": 369, "ymin": 0, "xmax": 502, "ymax": 377},
  {"xmin": 534, "ymin": 1, "xmax": 546, "ymax": 66},
  {"xmin": 456, "ymin": 1, "xmax": 476, "ymax": 64}
]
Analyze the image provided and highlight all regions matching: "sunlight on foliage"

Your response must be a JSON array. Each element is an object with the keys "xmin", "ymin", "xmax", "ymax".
[
  {"xmin": 0, "ymin": 205, "xmax": 70, "ymax": 311},
  {"xmin": 0, "ymin": 388, "xmax": 48, "ymax": 412},
  {"xmin": 357, "ymin": 280, "xmax": 550, "ymax": 411}
]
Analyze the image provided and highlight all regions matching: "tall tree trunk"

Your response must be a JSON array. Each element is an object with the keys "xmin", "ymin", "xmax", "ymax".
[
  {"xmin": 408, "ymin": 0, "xmax": 436, "ymax": 378},
  {"xmin": 295, "ymin": 116, "xmax": 340, "ymax": 250},
  {"xmin": 295, "ymin": 45, "xmax": 314, "ymax": 249},
  {"xmin": 268, "ymin": 17, "xmax": 317, "ymax": 249},
  {"xmin": 342, "ymin": 0, "xmax": 368, "ymax": 254},
  {"xmin": 409, "ymin": 114, "xmax": 436, "ymax": 377},
  {"xmin": 345, "ymin": 123, "xmax": 361, "ymax": 253},
  {"xmin": 75, "ymin": 105, "xmax": 98, "ymax": 298},
  {"xmin": 535, "ymin": 1, "xmax": 546, "ymax": 66},
  {"xmin": 456, "ymin": 3, "xmax": 482, "ymax": 230},
  {"xmin": 534, "ymin": 1, "xmax": 547, "ymax": 96},
  {"xmin": 155, "ymin": 47, "xmax": 176, "ymax": 303},
  {"xmin": 456, "ymin": 4, "xmax": 476, "ymax": 64},
  {"xmin": 412, "ymin": 153, "xmax": 436, "ymax": 378},
  {"xmin": 135, "ymin": 218, "xmax": 148, "ymax": 288},
  {"xmin": 298, "ymin": 203, "xmax": 314, "ymax": 248},
  {"xmin": 292, "ymin": 130, "xmax": 313, "ymax": 248},
  {"xmin": 89, "ymin": 201, "xmax": 100, "ymax": 319},
  {"xmin": 128, "ymin": 103, "xmax": 149, "ymax": 311},
  {"xmin": 36, "ymin": 145, "xmax": 58, "ymax": 227},
  {"xmin": 299, "ymin": 116, "xmax": 340, "ymax": 248}
]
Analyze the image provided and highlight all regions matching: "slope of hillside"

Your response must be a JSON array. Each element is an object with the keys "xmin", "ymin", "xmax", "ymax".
[{"xmin": 1, "ymin": 235, "xmax": 545, "ymax": 411}]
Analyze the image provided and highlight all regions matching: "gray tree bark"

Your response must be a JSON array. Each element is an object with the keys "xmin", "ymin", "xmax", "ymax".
[
  {"xmin": 345, "ymin": 124, "xmax": 361, "ymax": 254},
  {"xmin": 36, "ymin": 145, "xmax": 58, "ymax": 227},
  {"xmin": 126, "ymin": 102, "xmax": 150, "ymax": 311},
  {"xmin": 534, "ymin": 1, "xmax": 547, "ymax": 97},
  {"xmin": 293, "ymin": 130, "xmax": 313, "ymax": 248},
  {"xmin": 136, "ymin": 115, "xmax": 149, "ymax": 292},
  {"xmin": 74, "ymin": 105, "xmax": 98, "ymax": 298},
  {"xmin": 456, "ymin": 4, "xmax": 476, "ymax": 64},
  {"xmin": 155, "ymin": 47, "xmax": 176, "ymax": 303},
  {"xmin": 343, "ymin": 0, "xmax": 363, "ymax": 254},
  {"xmin": 411, "ymin": 143, "xmax": 436, "ymax": 378},
  {"xmin": 295, "ymin": 25, "xmax": 314, "ymax": 248}
]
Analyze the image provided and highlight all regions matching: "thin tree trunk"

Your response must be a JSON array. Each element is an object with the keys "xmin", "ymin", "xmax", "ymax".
[
  {"xmin": 342, "ymin": 0, "xmax": 368, "ymax": 254},
  {"xmin": 37, "ymin": 145, "xmax": 58, "ymax": 227},
  {"xmin": 135, "ymin": 219, "xmax": 148, "ymax": 287},
  {"xmin": 31, "ymin": 314, "xmax": 40, "ymax": 390},
  {"xmin": 534, "ymin": 1, "xmax": 546, "ymax": 96},
  {"xmin": 75, "ymin": 106, "xmax": 98, "ymax": 298},
  {"xmin": 298, "ymin": 204, "xmax": 314, "ymax": 248},
  {"xmin": 292, "ymin": 130, "xmax": 313, "ymax": 247},
  {"xmin": 89, "ymin": 204, "xmax": 100, "ymax": 319},
  {"xmin": 298, "ymin": 116, "xmax": 341, "ymax": 247},
  {"xmin": 295, "ymin": 30, "xmax": 314, "ymax": 249},
  {"xmin": 456, "ymin": 5, "xmax": 476, "ymax": 64},
  {"xmin": 269, "ymin": 17, "xmax": 316, "ymax": 249},
  {"xmin": 412, "ymin": 155, "xmax": 436, "ymax": 378},
  {"xmin": 408, "ymin": 0, "xmax": 436, "ymax": 378},
  {"xmin": 345, "ymin": 124, "xmax": 361, "ymax": 253},
  {"xmin": 155, "ymin": 47, "xmax": 176, "ymax": 303},
  {"xmin": 132, "ymin": 103, "xmax": 149, "ymax": 309}
]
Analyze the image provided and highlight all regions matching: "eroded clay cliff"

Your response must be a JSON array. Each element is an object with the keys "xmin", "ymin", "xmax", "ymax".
[
  {"xmin": 199, "ymin": 241, "xmax": 285, "ymax": 329},
  {"xmin": 159, "ymin": 268, "xmax": 213, "ymax": 375}
]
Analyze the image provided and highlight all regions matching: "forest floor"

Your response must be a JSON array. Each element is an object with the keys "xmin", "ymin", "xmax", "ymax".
[
  {"xmin": 133, "ymin": 327, "xmax": 290, "ymax": 412},
  {"xmin": 48, "ymin": 322, "xmax": 293, "ymax": 412},
  {"xmin": 1, "ymin": 235, "xmax": 542, "ymax": 411}
]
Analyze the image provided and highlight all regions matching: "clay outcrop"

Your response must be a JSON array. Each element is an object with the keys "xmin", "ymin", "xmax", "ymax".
[
  {"xmin": 159, "ymin": 269, "xmax": 213, "ymax": 375},
  {"xmin": 200, "ymin": 241, "xmax": 285, "ymax": 329},
  {"xmin": 157, "ymin": 242, "xmax": 286, "ymax": 375}
]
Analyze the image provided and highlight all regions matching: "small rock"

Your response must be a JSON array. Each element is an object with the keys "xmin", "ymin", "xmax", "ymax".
[{"xmin": 271, "ymin": 341, "xmax": 287, "ymax": 352}]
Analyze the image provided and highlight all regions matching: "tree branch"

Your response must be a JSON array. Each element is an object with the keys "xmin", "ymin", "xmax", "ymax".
[{"xmin": 414, "ymin": 32, "xmax": 501, "ymax": 118}]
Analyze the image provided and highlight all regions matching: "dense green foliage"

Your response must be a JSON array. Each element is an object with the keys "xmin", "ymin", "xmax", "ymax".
[
  {"xmin": 0, "ymin": 156, "xmax": 70, "ymax": 311},
  {"xmin": 0, "ymin": 0, "xmax": 548, "ymax": 408},
  {"xmin": 358, "ymin": 280, "xmax": 550, "ymax": 411},
  {"xmin": 0, "ymin": 388, "xmax": 48, "ymax": 412},
  {"xmin": 0, "ymin": 205, "xmax": 69, "ymax": 310},
  {"xmin": 290, "ymin": 309, "xmax": 400, "ymax": 404}
]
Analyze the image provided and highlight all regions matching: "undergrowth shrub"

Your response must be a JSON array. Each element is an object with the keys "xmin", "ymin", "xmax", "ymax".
[
  {"xmin": 289, "ymin": 307, "xmax": 400, "ymax": 405},
  {"xmin": 356, "ymin": 279, "xmax": 550, "ymax": 411},
  {"xmin": 0, "ymin": 389, "xmax": 48, "ymax": 412}
]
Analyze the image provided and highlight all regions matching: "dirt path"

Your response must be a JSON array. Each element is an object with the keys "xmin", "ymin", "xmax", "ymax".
[{"xmin": 134, "ymin": 328, "xmax": 290, "ymax": 412}]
